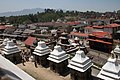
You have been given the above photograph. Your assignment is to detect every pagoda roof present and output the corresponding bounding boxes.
[47,45,69,63]
[68,50,92,72]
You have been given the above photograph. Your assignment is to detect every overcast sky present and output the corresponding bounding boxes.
[0,0,120,13]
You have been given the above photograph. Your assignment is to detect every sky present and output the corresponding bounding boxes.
[0,0,120,13]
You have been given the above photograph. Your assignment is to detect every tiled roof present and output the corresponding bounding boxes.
[22,29,35,34]
[85,26,93,29]
[24,36,36,46]
[0,25,7,30]
[3,27,16,34]
[93,26,104,29]
[105,23,120,28]
[34,22,68,27]
[66,21,80,26]
[70,32,88,37]
[88,39,112,45]
[90,31,112,38]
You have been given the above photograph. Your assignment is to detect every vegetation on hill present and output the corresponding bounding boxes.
[0,9,120,25]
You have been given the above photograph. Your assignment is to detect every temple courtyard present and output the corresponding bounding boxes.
[16,48,105,80]
[17,62,100,80]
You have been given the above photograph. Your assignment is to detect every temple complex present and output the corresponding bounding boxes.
[68,49,92,80]
[47,45,69,75]
[33,41,51,67]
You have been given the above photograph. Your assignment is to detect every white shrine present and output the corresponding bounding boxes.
[47,45,69,75]
[72,28,77,32]
[0,38,9,47]
[33,41,51,67]
[71,37,79,47]
[97,57,120,80]
[1,40,21,64]
[68,49,92,80]
[113,45,120,60]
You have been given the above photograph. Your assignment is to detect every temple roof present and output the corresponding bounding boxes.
[97,57,120,80]
[33,41,51,56]
[47,45,69,63]
[68,50,92,72]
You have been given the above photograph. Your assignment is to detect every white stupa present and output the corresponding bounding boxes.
[1,40,21,55]
[73,28,77,32]
[33,41,51,56]
[114,45,120,53]
[97,57,120,80]
[41,29,47,34]
[75,37,79,41]
[0,38,9,46]
[68,49,92,72]
[71,37,79,47]
[47,45,69,63]
[114,45,120,59]
[111,45,120,60]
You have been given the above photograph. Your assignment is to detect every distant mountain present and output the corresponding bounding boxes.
[0,8,44,17]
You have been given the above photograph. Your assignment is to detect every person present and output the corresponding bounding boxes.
[21,50,25,66]
[34,60,38,68]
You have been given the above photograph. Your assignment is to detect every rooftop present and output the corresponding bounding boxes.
[89,31,112,38]
[105,23,120,28]
[88,39,112,45]
[0,25,7,30]
[70,32,88,37]
[24,36,36,46]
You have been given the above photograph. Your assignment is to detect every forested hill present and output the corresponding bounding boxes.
[0,8,120,25]
[0,8,44,17]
